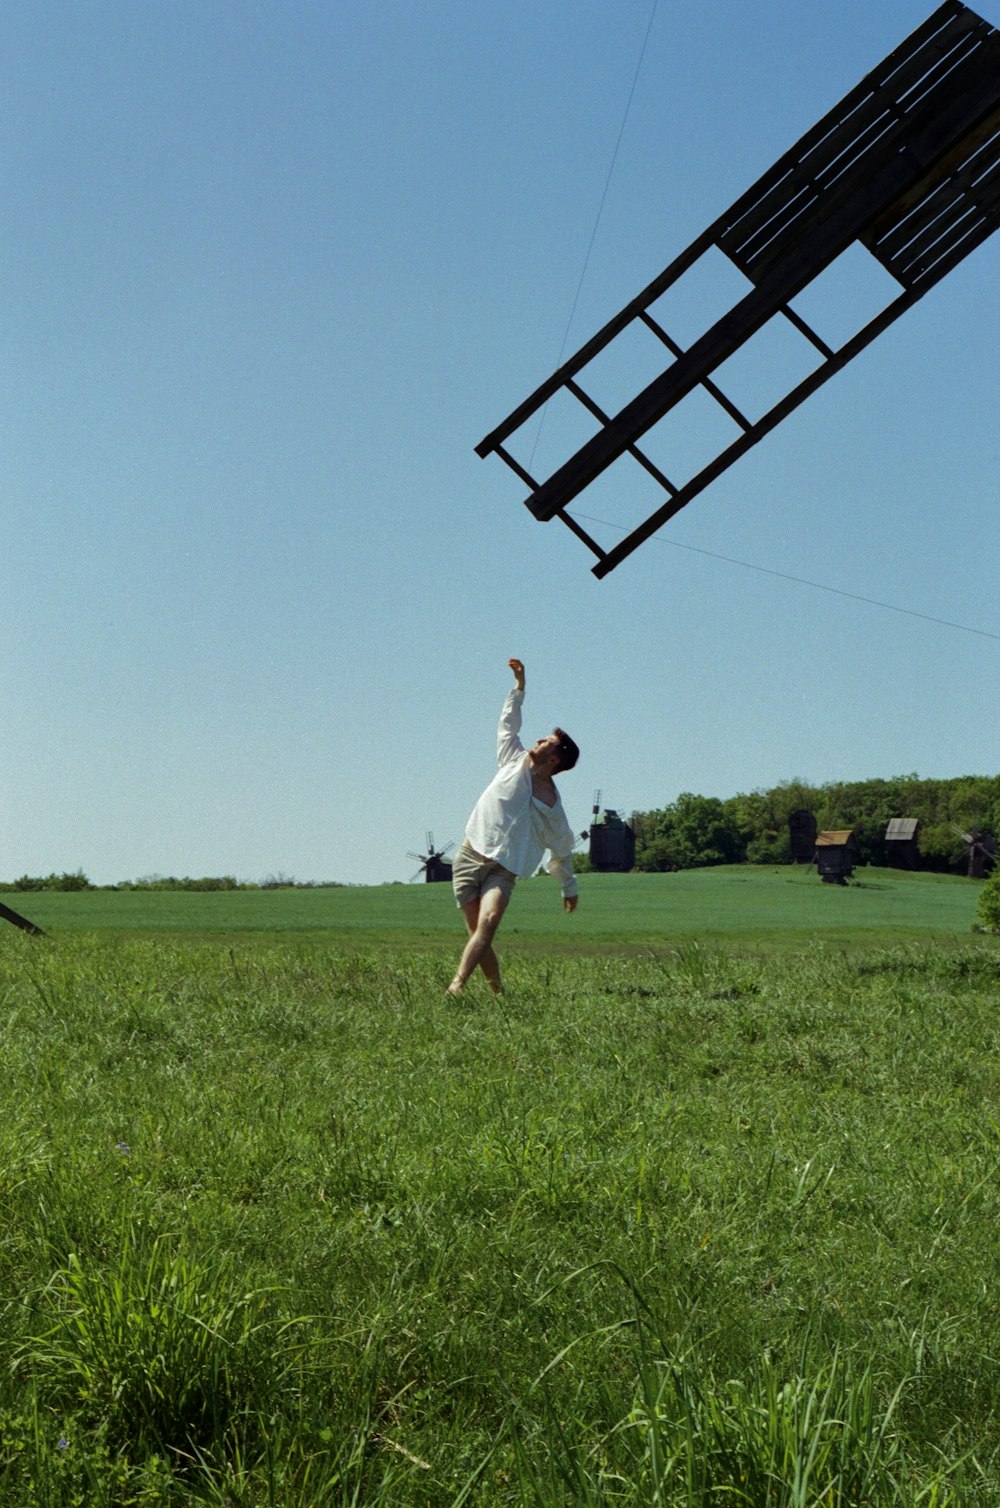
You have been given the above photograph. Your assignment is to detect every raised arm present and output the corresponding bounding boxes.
[497,658,526,765]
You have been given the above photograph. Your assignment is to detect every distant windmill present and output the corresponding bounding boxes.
[408,833,455,884]
[588,789,636,873]
[788,810,818,864]
[950,823,996,879]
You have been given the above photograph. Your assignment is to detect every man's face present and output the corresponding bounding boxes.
[530,732,562,769]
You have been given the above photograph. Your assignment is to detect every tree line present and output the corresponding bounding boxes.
[6,773,998,891]
[613,773,1000,873]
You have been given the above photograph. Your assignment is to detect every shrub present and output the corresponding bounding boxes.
[11,871,91,892]
[745,828,792,865]
[978,870,1000,932]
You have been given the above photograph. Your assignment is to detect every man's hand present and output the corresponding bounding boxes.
[563,895,578,914]
[508,658,525,690]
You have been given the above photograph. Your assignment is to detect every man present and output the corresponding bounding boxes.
[447,658,579,996]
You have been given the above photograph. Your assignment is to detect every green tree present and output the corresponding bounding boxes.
[630,772,999,873]
[745,827,792,864]
[635,793,741,870]
[12,870,91,891]
[769,779,822,826]
[978,870,1000,931]
[725,790,773,848]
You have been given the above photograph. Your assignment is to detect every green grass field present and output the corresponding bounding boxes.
[3,864,987,952]
[1,868,997,1504]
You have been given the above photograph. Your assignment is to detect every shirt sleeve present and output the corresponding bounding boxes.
[497,687,526,766]
[543,804,579,898]
[546,852,579,898]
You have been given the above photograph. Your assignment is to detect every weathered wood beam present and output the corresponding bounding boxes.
[0,899,48,938]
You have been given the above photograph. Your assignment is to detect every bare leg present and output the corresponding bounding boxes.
[448,891,509,994]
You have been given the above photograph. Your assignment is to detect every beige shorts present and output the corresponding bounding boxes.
[451,840,517,909]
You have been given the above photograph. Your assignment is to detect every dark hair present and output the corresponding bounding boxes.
[552,727,579,773]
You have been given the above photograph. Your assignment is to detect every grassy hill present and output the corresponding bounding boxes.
[3,865,987,952]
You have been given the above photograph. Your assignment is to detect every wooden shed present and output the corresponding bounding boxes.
[815,830,859,884]
[885,817,920,869]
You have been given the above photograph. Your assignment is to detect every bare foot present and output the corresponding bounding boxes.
[446,977,464,996]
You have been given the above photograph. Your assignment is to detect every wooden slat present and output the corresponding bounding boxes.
[865,109,1000,266]
[734,41,1000,287]
[726,116,899,273]
[872,159,987,265]
[780,303,836,358]
[900,196,1000,290]
[718,6,987,264]
[715,4,974,245]
[874,151,1000,285]
[889,205,982,287]
[864,103,1000,243]
[724,26,995,270]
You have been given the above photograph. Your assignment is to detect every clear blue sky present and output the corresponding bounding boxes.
[3,0,997,887]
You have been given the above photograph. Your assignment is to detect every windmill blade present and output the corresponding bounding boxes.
[439,840,455,858]
[427,832,434,855]
[950,822,974,844]
[407,851,426,862]
[409,865,426,883]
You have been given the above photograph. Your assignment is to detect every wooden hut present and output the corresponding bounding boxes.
[815,830,858,884]
[884,817,920,870]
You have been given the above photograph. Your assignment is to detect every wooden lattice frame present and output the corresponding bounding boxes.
[477,1,1000,577]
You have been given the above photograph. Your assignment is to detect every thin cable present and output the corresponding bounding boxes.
[571,510,1000,641]
[529,0,659,473]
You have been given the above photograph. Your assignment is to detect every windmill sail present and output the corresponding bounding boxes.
[477,1,1000,577]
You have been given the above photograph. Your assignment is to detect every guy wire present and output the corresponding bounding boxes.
[570,510,1000,642]
[528,0,659,474]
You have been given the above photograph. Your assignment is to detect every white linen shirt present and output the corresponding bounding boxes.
[464,688,578,898]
